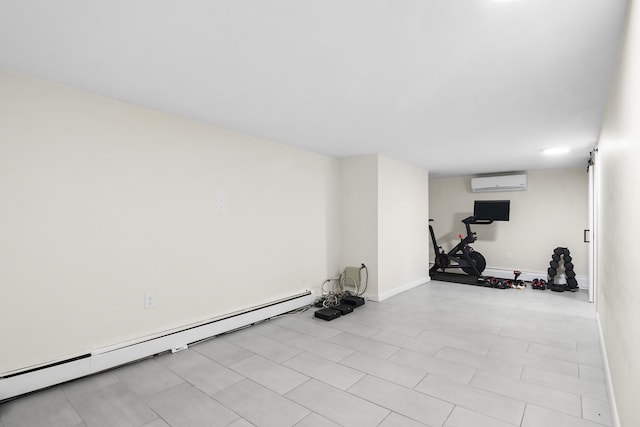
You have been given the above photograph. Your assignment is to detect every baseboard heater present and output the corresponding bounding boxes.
[0,291,313,401]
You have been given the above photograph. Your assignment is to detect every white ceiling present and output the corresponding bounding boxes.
[0,0,628,177]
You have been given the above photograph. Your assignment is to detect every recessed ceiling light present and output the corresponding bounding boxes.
[543,147,570,155]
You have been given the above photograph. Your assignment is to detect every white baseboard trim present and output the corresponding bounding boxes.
[0,291,313,401]
[367,277,430,302]
[596,313,621,427]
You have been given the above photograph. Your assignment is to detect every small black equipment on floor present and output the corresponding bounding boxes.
[314,308,342,321]
[314,296,363,321]
[314,265,368,321]
[341,295,365,307]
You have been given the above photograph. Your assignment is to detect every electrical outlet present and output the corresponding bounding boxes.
[144,292,156,309]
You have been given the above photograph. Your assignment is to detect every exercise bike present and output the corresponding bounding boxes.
[429,216,491,277]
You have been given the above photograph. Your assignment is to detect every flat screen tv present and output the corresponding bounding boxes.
[474,200,510,221]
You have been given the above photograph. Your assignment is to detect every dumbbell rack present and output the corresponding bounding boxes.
[547,247,578,292]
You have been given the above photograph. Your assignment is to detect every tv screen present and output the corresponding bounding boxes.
[474,200,510,221]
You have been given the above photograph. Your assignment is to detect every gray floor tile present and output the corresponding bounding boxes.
[283,351,365,390]
[145,383,239,427]
[349,313,425,338]
[464,314,509,335]
[62,371,120,405]
[418,329,494,356]
[529,342,603,368]
[488,341,581,377]
[489,339,530,354]
[521,366,609,401]
[389,348,476,384]
[348,375,454,426]
[69,381,157,427]
[316,314,381,337]
[272,316,342,340]
[1,387,83,427]
[371,329,443,356]
[435,346,523,379]
[142,420,171,427]
[294,413,341,427]
[192,337,254,366]
[167,351,244,396]
[522,404,607,427]
[252,321,304,342]
[329,331,400,359]
[287,334,355,362]
[444,406,518,427]
[229,355,309,394]
[470,370,582,417]
[79,404,155,427]
[574,317,600,332]
[234,334,303,363]
[415,374,526,425]
[453,328,526,350]
[228,420,255,427]
[378,412,428,427]
[213,379,309,427]
[582,396,612,426]
[579,364,606,383]
[286,379,389,427]
[340,351,427,388]
[577,338,602,353]
[500,324,578,351]
[361,305,425,327]
[116,359,184,397]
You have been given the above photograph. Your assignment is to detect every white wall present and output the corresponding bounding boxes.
[378,155,430,299]
[596,1,640,425]
[0,70,430,376]
[429,168,588,279]
[340,154,430,300]
[340,155,380,296]
[0,70,341,374]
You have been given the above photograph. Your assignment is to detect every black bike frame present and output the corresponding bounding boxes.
[429,216,493,276]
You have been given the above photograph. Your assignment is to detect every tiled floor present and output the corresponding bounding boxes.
[0,281,612,426]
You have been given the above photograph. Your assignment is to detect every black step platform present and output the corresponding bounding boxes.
[314,308,341,321]
[430,271,487,286]
[332,304,354,315]
[341,295,365,307]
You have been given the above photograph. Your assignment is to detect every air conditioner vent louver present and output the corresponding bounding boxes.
[471,174,527,192]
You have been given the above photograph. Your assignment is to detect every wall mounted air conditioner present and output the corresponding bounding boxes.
[471,174,527,192]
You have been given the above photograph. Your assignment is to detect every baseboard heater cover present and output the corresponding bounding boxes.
[0,291,313,401]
